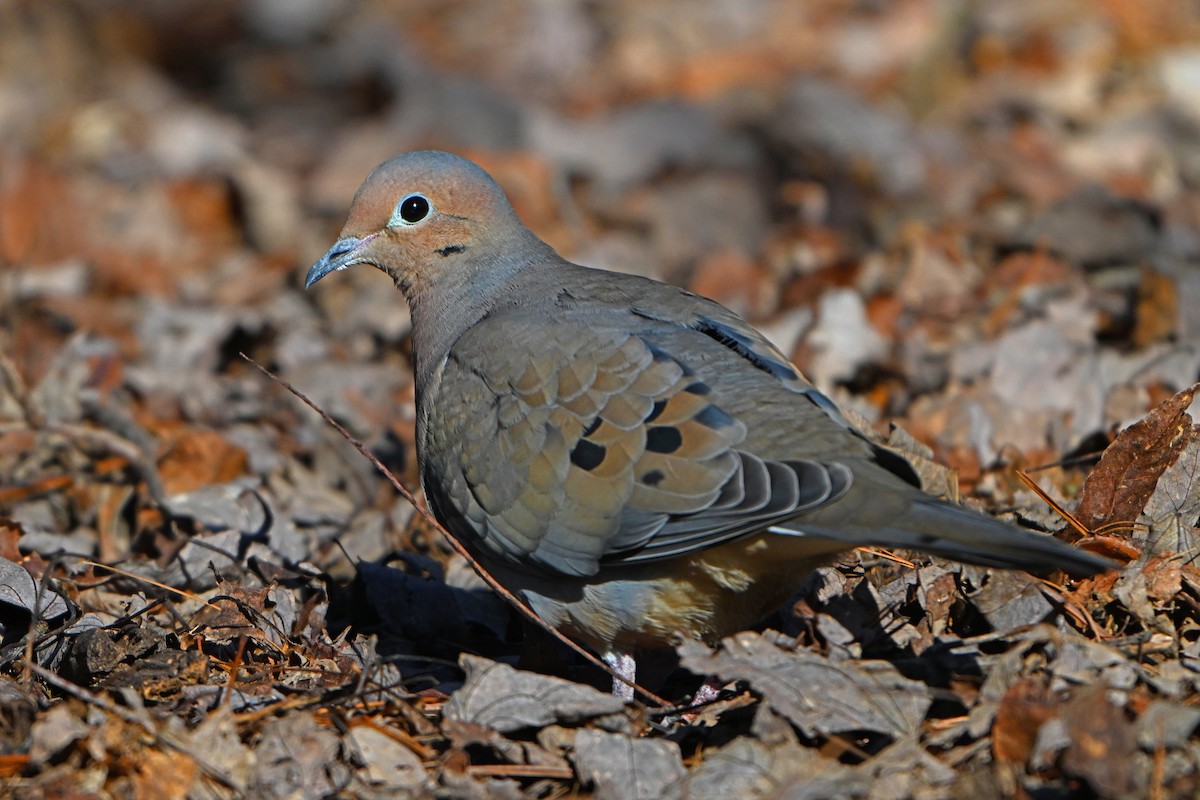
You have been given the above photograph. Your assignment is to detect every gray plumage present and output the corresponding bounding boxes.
[307,151,1113,688]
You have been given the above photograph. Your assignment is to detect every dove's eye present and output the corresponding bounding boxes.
[390,193,432,226]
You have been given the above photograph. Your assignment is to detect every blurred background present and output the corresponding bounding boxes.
[3,0,1200,566]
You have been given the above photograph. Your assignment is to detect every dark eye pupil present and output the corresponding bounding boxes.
[400,195,430,223]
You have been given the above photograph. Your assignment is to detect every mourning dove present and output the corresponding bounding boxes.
[307,151,1112,697]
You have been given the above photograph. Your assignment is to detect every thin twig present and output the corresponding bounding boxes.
[80,560,218,608]
[856,546,916,568]
[222,635,249,709]
[1016,469,1092,539]
[1016,468,1147,560]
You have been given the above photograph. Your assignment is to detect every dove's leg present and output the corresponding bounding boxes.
[604,651,637,700]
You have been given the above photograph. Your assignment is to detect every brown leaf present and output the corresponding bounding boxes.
[1073,534,1141,563]
[917,567,958,639]
[130,747,197,800]
[151,424,249,495]
[1059,684,1137,797]
[1074,385,1196,532]
[0,519,22,563]
[1133,270,1178,347]
[0,157,79,266]
[991,677,1059,765]
[0,474,74,506]
[1144,555,1185,602]
[165,177,239,247]
[189,581,276,647]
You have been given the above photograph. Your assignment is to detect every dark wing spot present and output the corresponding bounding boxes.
[870,444,922,488]
[641,469,665,486]
[646,426,683,454]
[570,439,607,471]
[645,342,694,374]
[684,381,711,395]
[647,343,674,362]
[694,404,736,429]
[646,399,668,422]
[582,417,602,437]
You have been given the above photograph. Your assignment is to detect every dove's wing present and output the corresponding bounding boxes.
[420,304,859,577]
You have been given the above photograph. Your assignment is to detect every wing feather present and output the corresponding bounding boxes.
[421,312,856,576]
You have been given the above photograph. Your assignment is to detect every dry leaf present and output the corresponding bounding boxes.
[679,633,932,738]
[991,677,1059,765]
[443,655,628,734]
[1059,684,1137,798]
[573,729,686,800]
[1074,385,1196,532]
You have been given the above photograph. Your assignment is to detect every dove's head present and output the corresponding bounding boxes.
[306,151,541,298]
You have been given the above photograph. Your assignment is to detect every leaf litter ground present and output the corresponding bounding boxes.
[3,2,1200,797]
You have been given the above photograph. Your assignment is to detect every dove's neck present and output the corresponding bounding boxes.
[408,228,558,390]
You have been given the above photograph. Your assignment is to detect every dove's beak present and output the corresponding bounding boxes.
[306,235,376,287]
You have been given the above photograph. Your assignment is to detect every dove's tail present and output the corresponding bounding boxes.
[879,498,1112,576]
[779,477,1114,577]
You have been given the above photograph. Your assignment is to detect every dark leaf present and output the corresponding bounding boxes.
[572,729,685,800]
[679,632,932,738]
[1060,684,1138,798]
[1075,385,1196,532]
[443,655,628,734]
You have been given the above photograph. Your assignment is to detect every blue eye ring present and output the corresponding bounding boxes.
[390,193,432,226]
